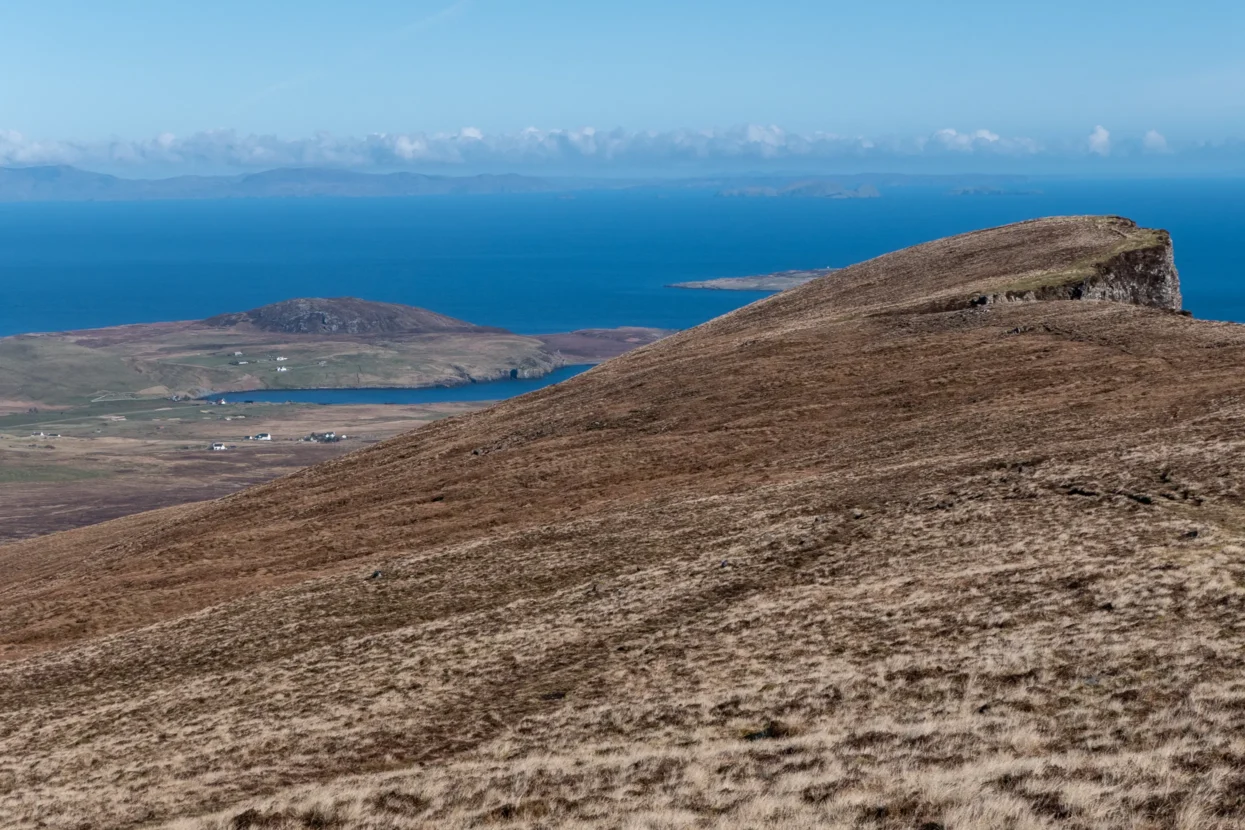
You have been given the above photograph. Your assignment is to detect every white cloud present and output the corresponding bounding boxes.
[0,126,914,170]
[1088,125,1111,156]
[929,128,1008,151]
[1143,129,1169,153]
[1,124,1228,173]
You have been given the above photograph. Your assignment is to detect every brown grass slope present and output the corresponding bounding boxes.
[4,216,1245,829]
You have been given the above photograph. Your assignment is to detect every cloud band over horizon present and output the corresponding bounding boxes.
[1,125,1240,176]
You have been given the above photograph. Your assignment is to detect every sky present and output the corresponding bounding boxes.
[2,0,1244,176]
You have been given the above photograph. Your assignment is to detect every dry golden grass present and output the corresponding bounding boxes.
[3,216,1242,829]
[0,400,482,541]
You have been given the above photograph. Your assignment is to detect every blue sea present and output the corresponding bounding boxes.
[1,180,1243,339]
[215,365,593,405]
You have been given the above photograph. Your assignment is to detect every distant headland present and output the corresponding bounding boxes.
[0,165,1033,202]
[0,297,671,409]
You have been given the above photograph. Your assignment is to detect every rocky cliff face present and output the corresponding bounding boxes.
[1072,238,1181,310]
[970,226,1182,312]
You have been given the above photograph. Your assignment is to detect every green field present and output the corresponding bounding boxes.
[0,326,562,408]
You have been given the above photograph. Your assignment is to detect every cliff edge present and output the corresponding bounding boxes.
[964,218,1181,311]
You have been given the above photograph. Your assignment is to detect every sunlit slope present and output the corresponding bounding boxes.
[7,217,1245,829]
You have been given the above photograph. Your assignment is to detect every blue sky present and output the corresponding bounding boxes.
[2,0,1244,175]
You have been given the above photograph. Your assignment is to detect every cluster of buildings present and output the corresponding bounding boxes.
[210,431,347,450]
[227,352,291,373]
[211,433,270,451]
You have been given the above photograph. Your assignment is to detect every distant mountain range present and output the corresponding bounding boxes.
[0,165,555,201]
[0,165,1037,203]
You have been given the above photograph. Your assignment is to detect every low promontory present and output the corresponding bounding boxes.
[0,297,670,408]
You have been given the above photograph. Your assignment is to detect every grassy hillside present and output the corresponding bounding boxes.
[8,217,1242,830]
[0,337,147,404]
[0,325,564,407]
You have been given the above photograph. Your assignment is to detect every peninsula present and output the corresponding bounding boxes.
[0,296,670,409]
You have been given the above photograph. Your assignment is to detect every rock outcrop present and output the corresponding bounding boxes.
[880,217,1183,317]
[970,225,1181,311]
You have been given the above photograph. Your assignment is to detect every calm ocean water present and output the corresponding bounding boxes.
[1,180,1243,339]
[215,364,593,404]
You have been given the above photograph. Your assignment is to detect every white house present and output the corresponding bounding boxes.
[210,443,228,451]
[276,366,289,373]
[255,433,272,441]
[232,351,243,356]
[275,356,288,362]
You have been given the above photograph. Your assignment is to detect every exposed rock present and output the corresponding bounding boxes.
[904,218,1181,316]
[967,222,1180,312]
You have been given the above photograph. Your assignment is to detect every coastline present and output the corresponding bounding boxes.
[207,364,596,405]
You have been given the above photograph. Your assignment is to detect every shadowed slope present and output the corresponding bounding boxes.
[6,216,1245,829]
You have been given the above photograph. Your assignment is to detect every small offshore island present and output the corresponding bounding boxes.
[670,267,837,292]
[717,180,880,199]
